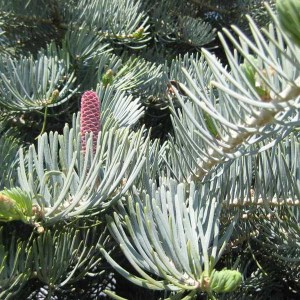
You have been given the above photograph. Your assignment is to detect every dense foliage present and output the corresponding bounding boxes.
[0,0,299,299]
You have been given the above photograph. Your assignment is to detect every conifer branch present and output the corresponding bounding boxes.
[188,76,300,182]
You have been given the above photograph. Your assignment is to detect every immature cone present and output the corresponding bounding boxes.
[80,91,100,152]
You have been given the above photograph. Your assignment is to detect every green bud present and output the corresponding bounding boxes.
[203,111,219,139]
[0,188,33,223]
[276,0,300,47]
[44,89,59,106]
[210,269,242,293]
[102,69,114,86]
[51,89,60,102]
[240,55,258,88]
[241,55,273,101]
[132,27,144,39]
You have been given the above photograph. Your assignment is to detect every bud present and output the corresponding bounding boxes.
[240,55,258,88]
[241,55,274,101]
[80,91,101,153]
[102,69,114,86]
[210,269,242,293]
[36,224,45,234]
[132,27,144,39]
[42,89,60,106]
[50,89,60,102]
[276,0,300,47]
[0,188,32,223]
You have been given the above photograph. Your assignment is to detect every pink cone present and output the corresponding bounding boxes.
[80,91,100,153]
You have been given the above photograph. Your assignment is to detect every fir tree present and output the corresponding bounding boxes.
[0,0,299,299]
